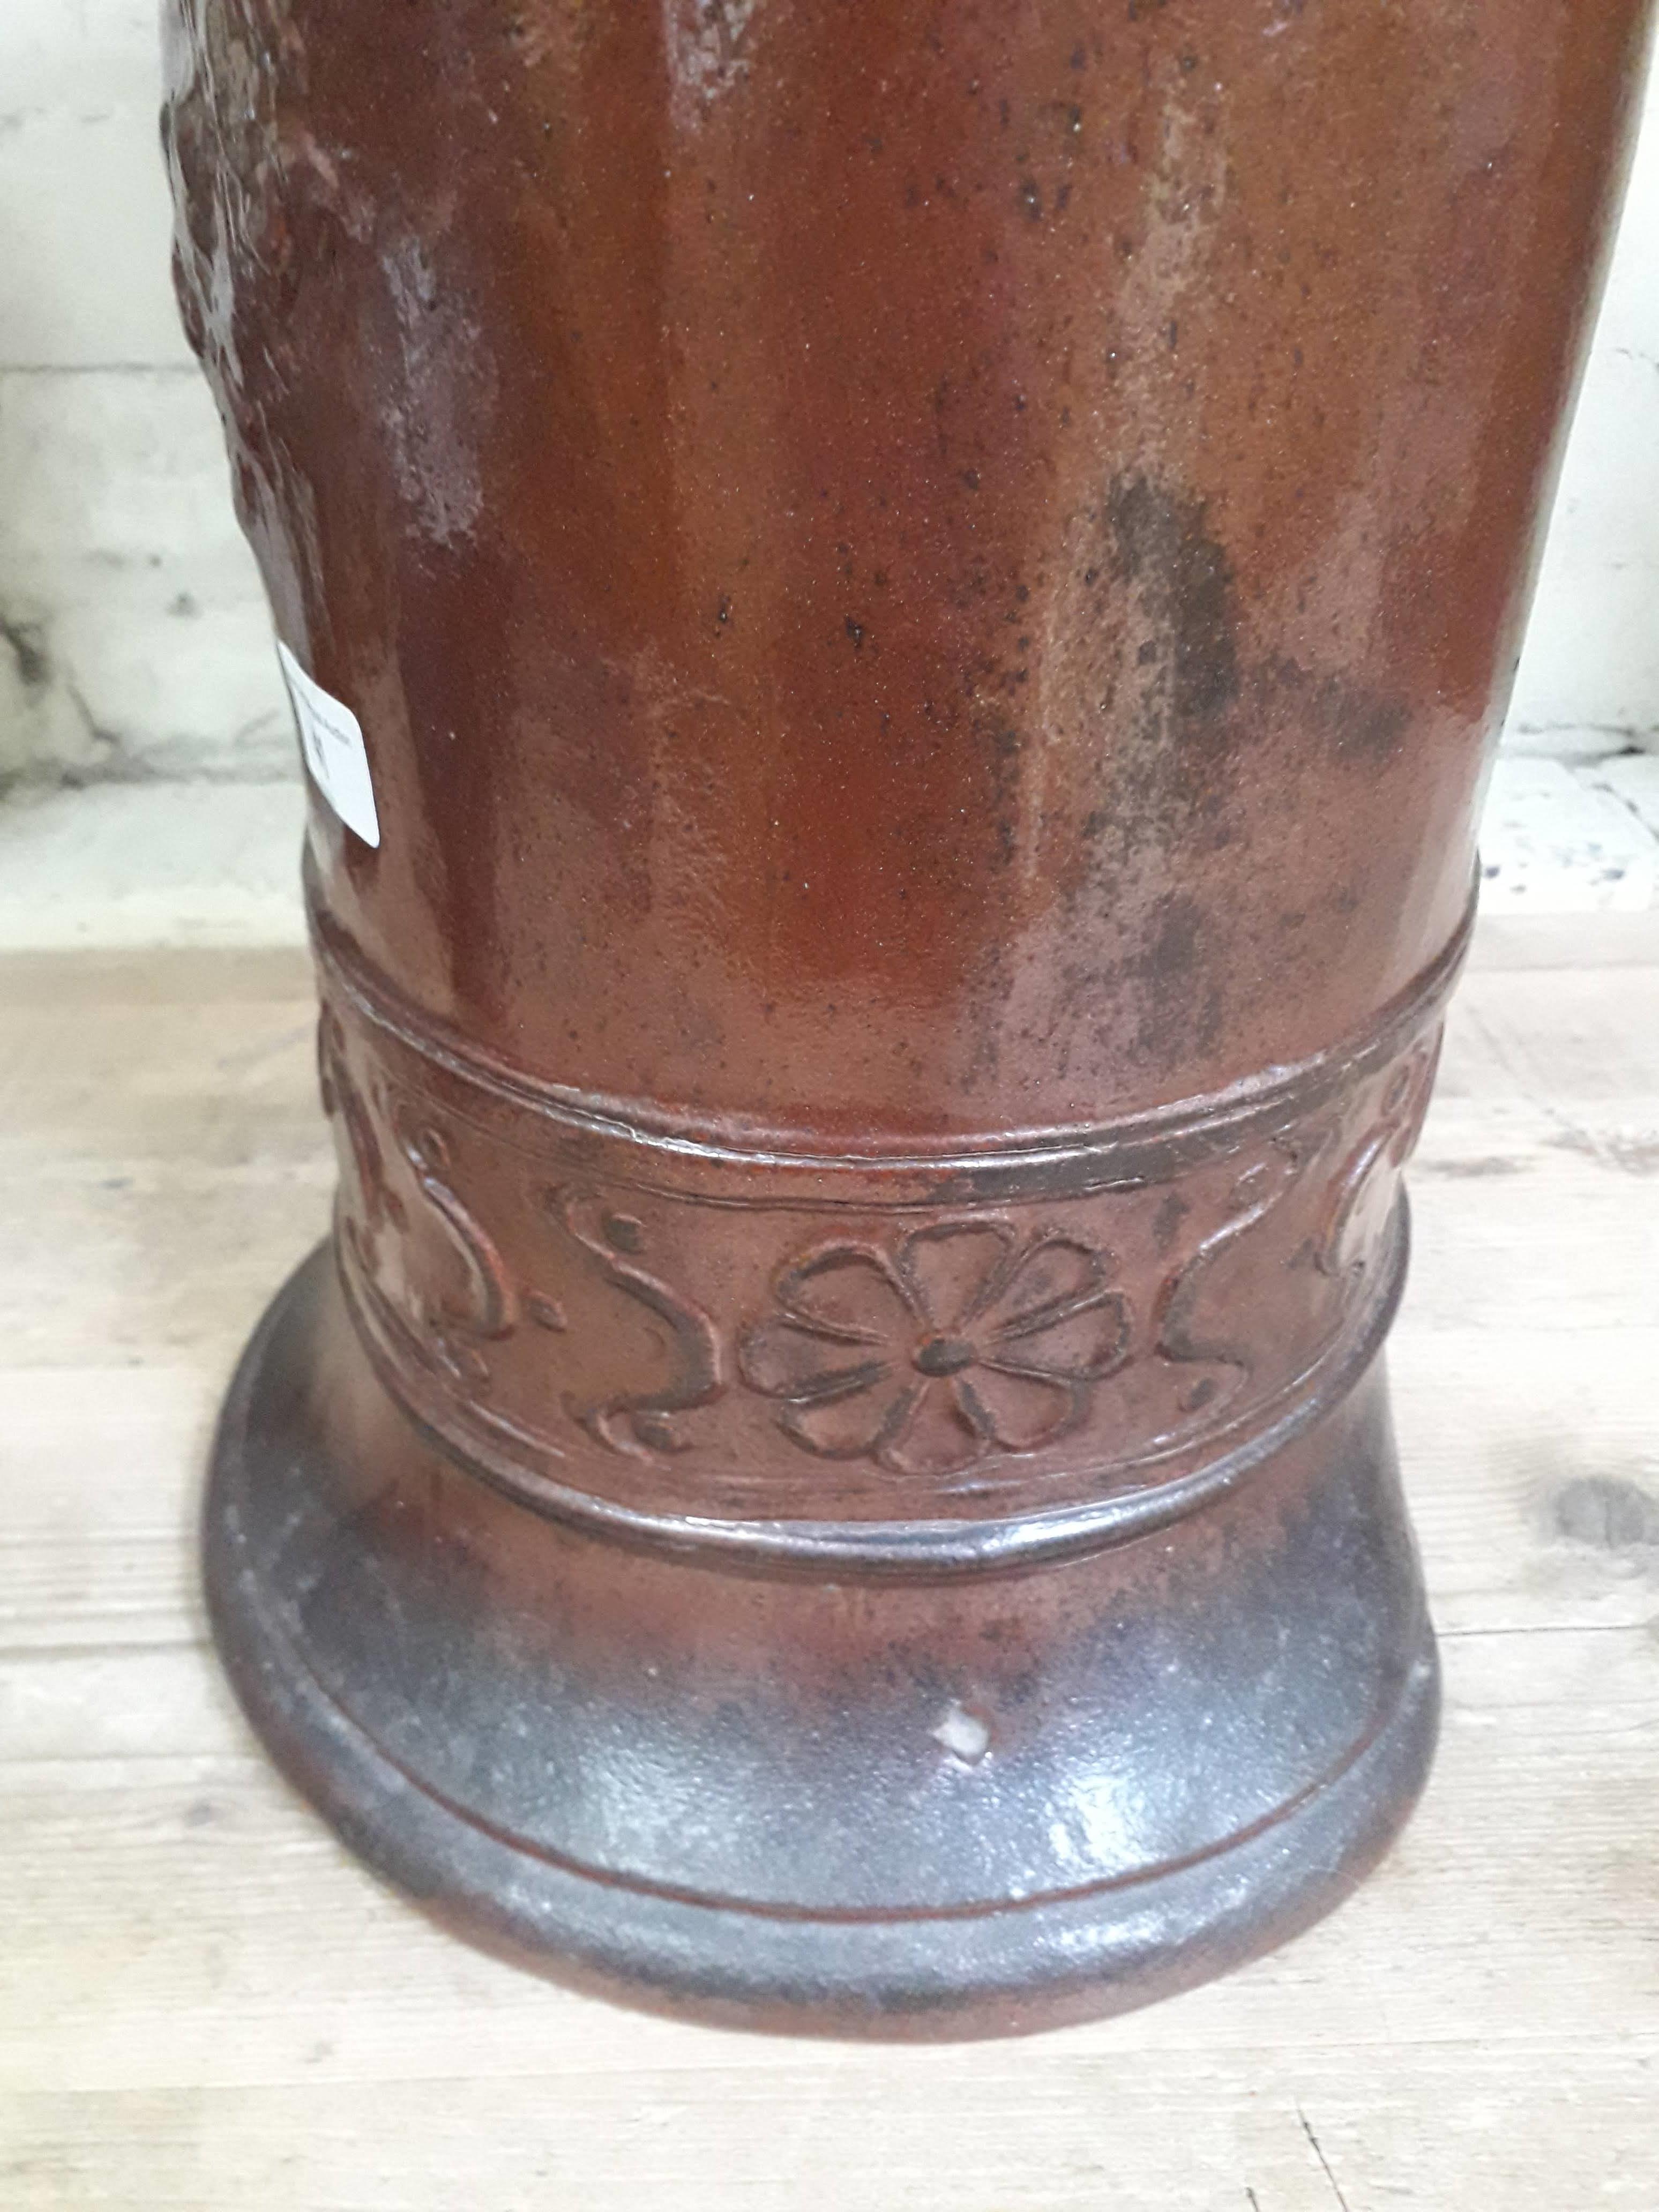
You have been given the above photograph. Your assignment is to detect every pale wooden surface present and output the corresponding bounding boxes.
[2,917,1657,2210]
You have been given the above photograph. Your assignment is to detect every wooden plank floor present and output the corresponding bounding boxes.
[2,917,1657,2210]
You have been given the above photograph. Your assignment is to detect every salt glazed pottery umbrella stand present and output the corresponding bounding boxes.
[165,1,1653,2035]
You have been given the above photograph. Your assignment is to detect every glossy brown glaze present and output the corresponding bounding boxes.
[167,0,1650,1138]
[169,0,1653,2031]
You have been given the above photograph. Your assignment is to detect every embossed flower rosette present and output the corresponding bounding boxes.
[738,1224,1132,1479]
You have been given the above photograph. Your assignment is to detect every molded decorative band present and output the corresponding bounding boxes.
[309,894,1469,1573]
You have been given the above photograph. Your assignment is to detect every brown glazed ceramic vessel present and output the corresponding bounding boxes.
[166,0,1653,2035]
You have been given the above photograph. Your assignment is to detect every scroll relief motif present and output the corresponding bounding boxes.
[540,1187,726,1461]
[317,997,1442,1519]
[319,1011,518,1393]
[321,1013,725,1464]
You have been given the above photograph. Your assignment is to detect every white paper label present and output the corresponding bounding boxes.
[277,641,381,848]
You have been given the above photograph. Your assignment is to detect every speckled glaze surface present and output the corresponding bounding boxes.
[169,1,1652,2032]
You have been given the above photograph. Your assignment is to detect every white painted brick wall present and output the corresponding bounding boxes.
[1507,47,1659,753]
[0,0,286,786]
[1,3,1656,790]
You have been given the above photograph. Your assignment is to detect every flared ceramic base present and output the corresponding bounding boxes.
[205,1244,1438,2039]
